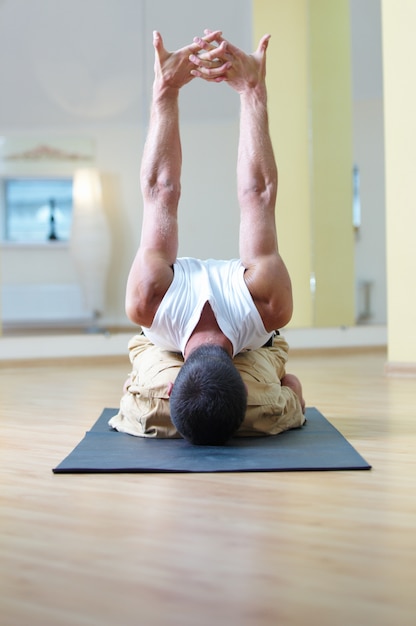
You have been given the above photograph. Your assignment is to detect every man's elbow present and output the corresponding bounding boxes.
[141,175,181,206]
[274,298,293,330]
[125,296,142,327]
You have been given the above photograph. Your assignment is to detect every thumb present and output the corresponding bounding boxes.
[153,30,166,58]
[257,33,271,55]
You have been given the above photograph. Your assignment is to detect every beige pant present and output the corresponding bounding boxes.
[109,334,305,438]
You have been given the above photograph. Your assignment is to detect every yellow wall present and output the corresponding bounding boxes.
[309,0,355,327]
[254,0,313,328]
[253,0,354,328]
[382,0,416,367]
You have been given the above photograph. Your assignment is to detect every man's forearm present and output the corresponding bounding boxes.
[140,87,182,205]
[237,85,277,208]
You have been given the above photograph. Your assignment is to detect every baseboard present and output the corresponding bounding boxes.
[0,325,387,362]
[384,361,416,378]
[283,325,387,350]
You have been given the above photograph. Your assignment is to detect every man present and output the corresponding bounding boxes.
[123,30,304,445]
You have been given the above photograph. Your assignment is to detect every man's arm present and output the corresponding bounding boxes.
[190,34,293,331]
[126,31,227,328]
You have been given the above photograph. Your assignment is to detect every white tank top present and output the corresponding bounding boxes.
[141,257,273,356]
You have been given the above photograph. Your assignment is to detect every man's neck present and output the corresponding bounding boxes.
[184,302,233,360]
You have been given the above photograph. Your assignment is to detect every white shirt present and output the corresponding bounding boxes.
[141,257,273,356]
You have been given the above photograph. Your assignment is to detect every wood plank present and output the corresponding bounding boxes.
[1,348,415,626]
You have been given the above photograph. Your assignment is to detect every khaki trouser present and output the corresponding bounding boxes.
[109,334,305,438]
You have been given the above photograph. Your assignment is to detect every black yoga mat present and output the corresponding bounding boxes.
[53,407,371,474]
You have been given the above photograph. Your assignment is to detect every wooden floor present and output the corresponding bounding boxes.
[1,347,415,626]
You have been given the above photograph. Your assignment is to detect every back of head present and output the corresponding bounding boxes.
[169,344,247,445]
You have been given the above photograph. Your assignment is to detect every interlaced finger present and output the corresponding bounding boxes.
[188,30,222,54]
[189,53,230,75]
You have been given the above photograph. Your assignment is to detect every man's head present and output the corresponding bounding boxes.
[169,344,247,445]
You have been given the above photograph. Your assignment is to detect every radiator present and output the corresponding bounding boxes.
[1,283,91,326]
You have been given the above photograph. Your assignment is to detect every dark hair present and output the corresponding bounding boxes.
[169,344,247,445]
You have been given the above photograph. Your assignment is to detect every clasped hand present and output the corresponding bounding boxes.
[153,29,270,93]
[190,29,270,92]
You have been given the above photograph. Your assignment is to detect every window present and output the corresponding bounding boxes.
[1,177,73,243]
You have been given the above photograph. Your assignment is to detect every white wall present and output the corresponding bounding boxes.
[0,0,249,329]
[352,99,386,325]
[350,0,386,325]
[0,117,240,327]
